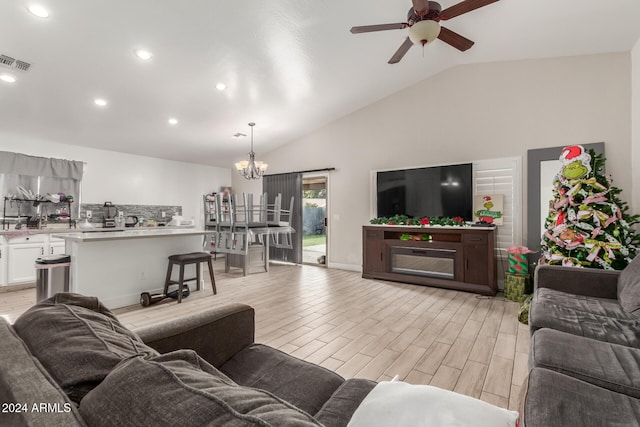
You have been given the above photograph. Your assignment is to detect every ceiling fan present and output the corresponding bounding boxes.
[350,0,499,64]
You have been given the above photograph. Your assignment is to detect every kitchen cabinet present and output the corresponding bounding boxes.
[7,234,46,284]
[0,239,7,286]
[3,234,66,285]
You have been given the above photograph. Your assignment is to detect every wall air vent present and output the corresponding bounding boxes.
[0,54,32,72]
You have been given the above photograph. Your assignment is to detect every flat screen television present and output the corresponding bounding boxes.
[376,163,473,221]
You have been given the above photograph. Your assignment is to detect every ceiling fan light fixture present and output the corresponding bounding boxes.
[408,20,441,46]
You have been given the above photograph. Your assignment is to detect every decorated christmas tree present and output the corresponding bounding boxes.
[540,145,639,270]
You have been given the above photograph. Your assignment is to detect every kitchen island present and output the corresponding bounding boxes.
[52,228,213,309]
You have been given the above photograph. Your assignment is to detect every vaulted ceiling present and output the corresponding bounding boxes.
[1,0,639,167]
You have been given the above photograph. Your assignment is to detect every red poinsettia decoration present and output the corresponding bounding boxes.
[419,217,430,225]
[387,221,395,225]
[453,216,464,224]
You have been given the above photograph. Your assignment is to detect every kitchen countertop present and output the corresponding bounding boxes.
[51,227,212,242]
[0,225,194,235]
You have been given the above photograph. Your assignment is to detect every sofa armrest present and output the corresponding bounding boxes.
[133,303,255,368]
[534,265,620,299]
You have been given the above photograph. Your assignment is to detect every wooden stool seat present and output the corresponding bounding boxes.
[163,252,216,303]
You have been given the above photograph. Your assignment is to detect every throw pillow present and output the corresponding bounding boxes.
[13,293,158,402]
[347,381,520,427]
[618,256,640,317]
[79,349,323,426]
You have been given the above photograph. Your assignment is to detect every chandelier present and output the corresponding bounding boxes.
[234,122,268,180]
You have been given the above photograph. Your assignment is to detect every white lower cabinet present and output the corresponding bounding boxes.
[0,240,7,286]
[8,243,44,284]
[4,234,65,285]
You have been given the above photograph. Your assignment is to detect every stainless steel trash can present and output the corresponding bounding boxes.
[35,254,71,302]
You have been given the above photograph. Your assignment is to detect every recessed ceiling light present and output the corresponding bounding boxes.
[27,4,49,18]
[0,74,16,83]
[216,83,227,91]
[94,98,108,107]
[134,49,153,60]
[168,118,178,125]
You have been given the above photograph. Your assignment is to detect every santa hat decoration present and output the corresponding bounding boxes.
[560,145,584,163]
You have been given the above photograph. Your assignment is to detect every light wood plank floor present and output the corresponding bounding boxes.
[0,260,529,411]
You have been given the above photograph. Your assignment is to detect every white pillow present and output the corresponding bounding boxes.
[348,381,520,427]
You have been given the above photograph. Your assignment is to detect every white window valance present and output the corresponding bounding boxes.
[0,151,83,181]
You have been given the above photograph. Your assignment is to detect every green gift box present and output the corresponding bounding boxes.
[518,295,533,324]
[505,272,532,303]
[508,253,529,274]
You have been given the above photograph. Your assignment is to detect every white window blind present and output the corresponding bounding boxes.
[473,158,522,256]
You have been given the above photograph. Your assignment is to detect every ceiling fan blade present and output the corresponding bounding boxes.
[439,0,498,20]
[350,23,406,34]
[438,26,474,51]
[388,37,414,64]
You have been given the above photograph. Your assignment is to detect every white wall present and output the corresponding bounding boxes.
[632,39,640,217]
[0,134,231,225]
[235,53,633,269]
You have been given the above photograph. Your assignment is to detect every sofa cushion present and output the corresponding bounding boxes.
[618,256,640,317]
[529,296,640,347]
[530,328,640,398]
[314,378,377,427]
[221,343,345,416]
[522,368,640,427]
[0,318,86,427]
[79,349,322,426]
[535,287,634,320]
[12,293,158,402]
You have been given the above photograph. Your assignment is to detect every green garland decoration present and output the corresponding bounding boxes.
[370,214,467,227]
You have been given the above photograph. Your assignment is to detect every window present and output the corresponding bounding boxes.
[0,151,84,219]
[473,158,522,255]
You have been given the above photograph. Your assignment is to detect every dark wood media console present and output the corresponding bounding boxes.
[362,225,497,296]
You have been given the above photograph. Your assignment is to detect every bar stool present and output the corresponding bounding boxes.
[163,252,216,303]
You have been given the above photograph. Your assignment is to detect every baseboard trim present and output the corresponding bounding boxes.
[328,262,362,273]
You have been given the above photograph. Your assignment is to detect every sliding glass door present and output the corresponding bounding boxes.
[302,174,328,266]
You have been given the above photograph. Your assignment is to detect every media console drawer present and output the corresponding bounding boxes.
[463,233,487,245]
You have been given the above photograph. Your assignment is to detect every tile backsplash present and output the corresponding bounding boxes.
[80,203,182,224]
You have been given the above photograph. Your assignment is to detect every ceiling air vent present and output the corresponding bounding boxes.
[14,60,31,72]
[0,55,15,67]
[0,54,32,72]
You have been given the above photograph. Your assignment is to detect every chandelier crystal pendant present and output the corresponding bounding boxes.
[235,122,268,180]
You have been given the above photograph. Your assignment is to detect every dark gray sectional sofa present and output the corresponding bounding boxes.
[524,256,640,427]
[0,293,375,426]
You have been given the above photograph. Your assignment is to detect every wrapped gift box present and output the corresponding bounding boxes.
[507,253,529,274]
[518,295,533,324]
[505,272,532,303]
